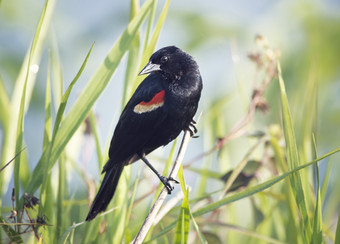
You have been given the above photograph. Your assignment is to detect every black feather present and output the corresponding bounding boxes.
[86,163,124,221]
[86,46,202,221]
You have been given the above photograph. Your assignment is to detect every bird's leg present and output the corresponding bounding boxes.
[188,119,198,138]
[139,154,179,194]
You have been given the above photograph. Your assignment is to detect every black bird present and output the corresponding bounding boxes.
[86,46,202,221]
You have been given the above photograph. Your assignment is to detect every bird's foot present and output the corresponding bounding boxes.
[159,176,179,194]
[188,120,198,138]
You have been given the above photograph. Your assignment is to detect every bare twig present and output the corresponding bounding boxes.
[132,130,192,244]
[185,41,278,167]
[0,148,25,173]
[153,186,192,225]
[23,206,40,240]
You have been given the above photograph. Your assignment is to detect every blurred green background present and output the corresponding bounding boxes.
[0,0,340,243]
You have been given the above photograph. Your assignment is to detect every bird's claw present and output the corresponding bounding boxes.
[188,120,198,138]
[160,176,179,194]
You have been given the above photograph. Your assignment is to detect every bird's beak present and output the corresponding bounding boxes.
[138,61,161,76]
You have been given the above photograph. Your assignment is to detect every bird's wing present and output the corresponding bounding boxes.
[103,74,168,171]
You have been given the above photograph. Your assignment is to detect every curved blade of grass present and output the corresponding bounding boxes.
[14,0,55,205]
[57,221,86,244]
[43,52,52,149]
[0,75,10,132]
[59,207,118,244]
[335,210,340,244]
[88,111,103,164]
[142,0,156,52]
[311,135,322,244]
[175,165,190,244]
[174,188,190,244]
[55,154,66,243]
[269,127,299,242]
[38,53,53,242]
[192,147,340,218]
[25,0,154,195]
[321,158,332,202]
[277,61,311,241]
[132,0,170,92]
[143,0,170,63]
[50,29,63,108]
[177,164,187,195]
[189,210,207,244]
[38,44,94,213]
[0,0,56,194]
[122,0,141,107]
[145,147,340,242]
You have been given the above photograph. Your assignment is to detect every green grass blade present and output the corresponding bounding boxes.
[0,0,56,196]
[321,158,333,202]
[10,0,56,111]
[88,111,103,165]
[40,53,53,242]
[52,43,94,140]
[43,51,52,149]
[25,0,154,195]
[335,210,340,244]
[142,0,157,51]
[193,148,340,218]
[55,155,66,243]
[178,164,187,195]
[57,221,86,244]
[143,0,170,63]
[82,217,102,243]
[132,0,170,92]
[269,125,300,243]
[269,126,288,173]
[175,165,190,244]
[14,38,30,207]
[189,210,207,244]
[0,217,23,243]
[311,135,322,244]
[108,169,131,243]
[174,192,190,244]
[121,0,141,106]
[145,147,340,242]
[0,75,10,132]
[125,166,142,242]
[39,44,94,212]
[277,61,311,241]
[50,29,64,108]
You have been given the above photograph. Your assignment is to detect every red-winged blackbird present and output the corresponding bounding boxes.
[86,46,202,221]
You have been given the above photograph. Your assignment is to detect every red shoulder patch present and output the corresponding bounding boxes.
[134,90,165,114]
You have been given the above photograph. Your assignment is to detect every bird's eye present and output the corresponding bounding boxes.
[160,56,168,63]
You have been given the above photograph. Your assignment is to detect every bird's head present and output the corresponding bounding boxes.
[139,46,198,81]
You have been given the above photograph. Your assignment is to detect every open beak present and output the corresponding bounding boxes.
[138,61,161,76]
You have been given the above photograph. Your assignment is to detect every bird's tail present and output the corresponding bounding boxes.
[86,163,124,221]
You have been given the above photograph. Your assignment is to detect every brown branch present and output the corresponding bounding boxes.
[185,48,277,168]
